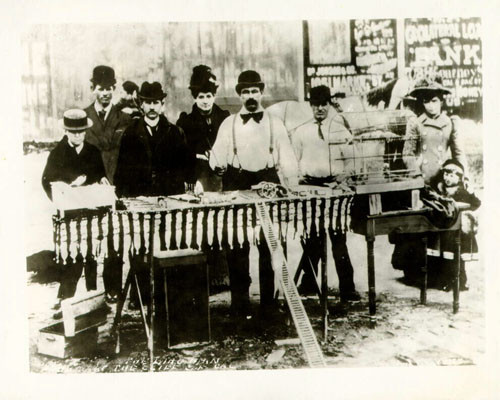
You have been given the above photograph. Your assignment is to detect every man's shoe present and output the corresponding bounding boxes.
[340,291,361,302]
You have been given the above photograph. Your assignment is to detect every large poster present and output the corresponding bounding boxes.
[405,17,482,119]
[303,19,398,98]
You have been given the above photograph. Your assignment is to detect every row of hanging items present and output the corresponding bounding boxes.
[52,195,354,265]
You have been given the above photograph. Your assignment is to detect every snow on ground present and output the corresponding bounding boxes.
[24,142,485,372]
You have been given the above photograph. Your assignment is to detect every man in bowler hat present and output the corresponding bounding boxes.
[114,82,193,331]
[84,65,131,185]
[114,81,193,197]
[210,70,299,318]
[291,85,360,301]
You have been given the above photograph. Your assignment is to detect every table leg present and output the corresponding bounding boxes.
[420,236,428,305]
[148,213,155,371]
[112,265,133,354]
[453,229,461,314]
[366,235,376,315]
[320,231,328,340]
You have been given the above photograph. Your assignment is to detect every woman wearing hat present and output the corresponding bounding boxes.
[177,66,231,292]
[393,78,469,283]
[177,65,230,192]
[403,77,468,184]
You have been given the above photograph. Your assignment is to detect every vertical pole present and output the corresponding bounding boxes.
[321,229,328,341]
[148,213,155,371]
[163,270,170,348]
[420,235,428,305]
[366,229,376,315]
[206,261,211,343]
[453,228,461,314]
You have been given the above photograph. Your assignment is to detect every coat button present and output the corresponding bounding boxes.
[422,144,427,150]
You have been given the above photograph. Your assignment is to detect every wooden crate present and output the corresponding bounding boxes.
[38,324,98,359]
[37,292,108,359]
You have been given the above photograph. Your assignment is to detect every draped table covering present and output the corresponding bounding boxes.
[52,190,355,266]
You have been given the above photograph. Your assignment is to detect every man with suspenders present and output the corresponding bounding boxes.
[210,70,299,318]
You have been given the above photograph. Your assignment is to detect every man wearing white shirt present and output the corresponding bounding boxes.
[292,85,360,302]
[210,70,299,317]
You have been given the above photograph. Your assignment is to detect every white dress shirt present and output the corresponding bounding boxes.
[210,108,299,186]
[291,115,353,178]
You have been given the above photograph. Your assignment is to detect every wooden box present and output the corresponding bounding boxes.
[51,182,116,215]
[38,324,99,359]
[37,292,108,359]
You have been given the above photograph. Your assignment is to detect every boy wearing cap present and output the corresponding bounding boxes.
[210,70,299,317]
[291,85,360,302]
[84,65,131,184]
[42,109,108,200]
[42,109,108,304]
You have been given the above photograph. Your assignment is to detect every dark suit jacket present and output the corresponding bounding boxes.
[114,115,193,198]
[84,103,131,183]
[177,104,229,190]
[41,136,106,199]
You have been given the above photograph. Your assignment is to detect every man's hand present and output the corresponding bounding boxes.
[100,177,110,185]
[71,175,87,187]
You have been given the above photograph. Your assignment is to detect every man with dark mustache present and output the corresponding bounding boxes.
[114,81,193,319]
[210,70,299,318]
[114,81,192,197]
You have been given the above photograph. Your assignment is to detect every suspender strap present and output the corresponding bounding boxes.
[231,112,276,170]
[231,115,242,169]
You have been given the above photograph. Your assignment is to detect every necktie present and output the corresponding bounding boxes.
[316,121,325,140]
[98,110,106,122]
[241,111,264,124]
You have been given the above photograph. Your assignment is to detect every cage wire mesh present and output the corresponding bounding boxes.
[328,109,421,184]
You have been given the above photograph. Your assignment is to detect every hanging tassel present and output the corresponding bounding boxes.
[190,208,199,250]
[169,211,178,250]
[180,209,188,249]
[159,211,167,251]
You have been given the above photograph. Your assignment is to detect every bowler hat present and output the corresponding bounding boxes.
[90,65,116,87]
[138,81,167,101]
[309,85,333,105]
[189,65,218,94]
[235,70,265,94]
[409,78,451,99]
[61,109,93,131]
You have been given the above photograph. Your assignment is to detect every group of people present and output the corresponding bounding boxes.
[42,63,480,320]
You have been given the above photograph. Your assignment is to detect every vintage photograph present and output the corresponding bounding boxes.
[21,17,485,374]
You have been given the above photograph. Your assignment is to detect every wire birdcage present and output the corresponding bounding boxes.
[328,109,421,187]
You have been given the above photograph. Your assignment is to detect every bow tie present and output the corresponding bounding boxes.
[241,112,264,124]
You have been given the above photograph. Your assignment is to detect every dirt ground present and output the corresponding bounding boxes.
[25,151,485,373]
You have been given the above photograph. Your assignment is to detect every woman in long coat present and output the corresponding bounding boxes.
[177,65,230,192]
[177,66,230,291]
[392,78,468,286]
